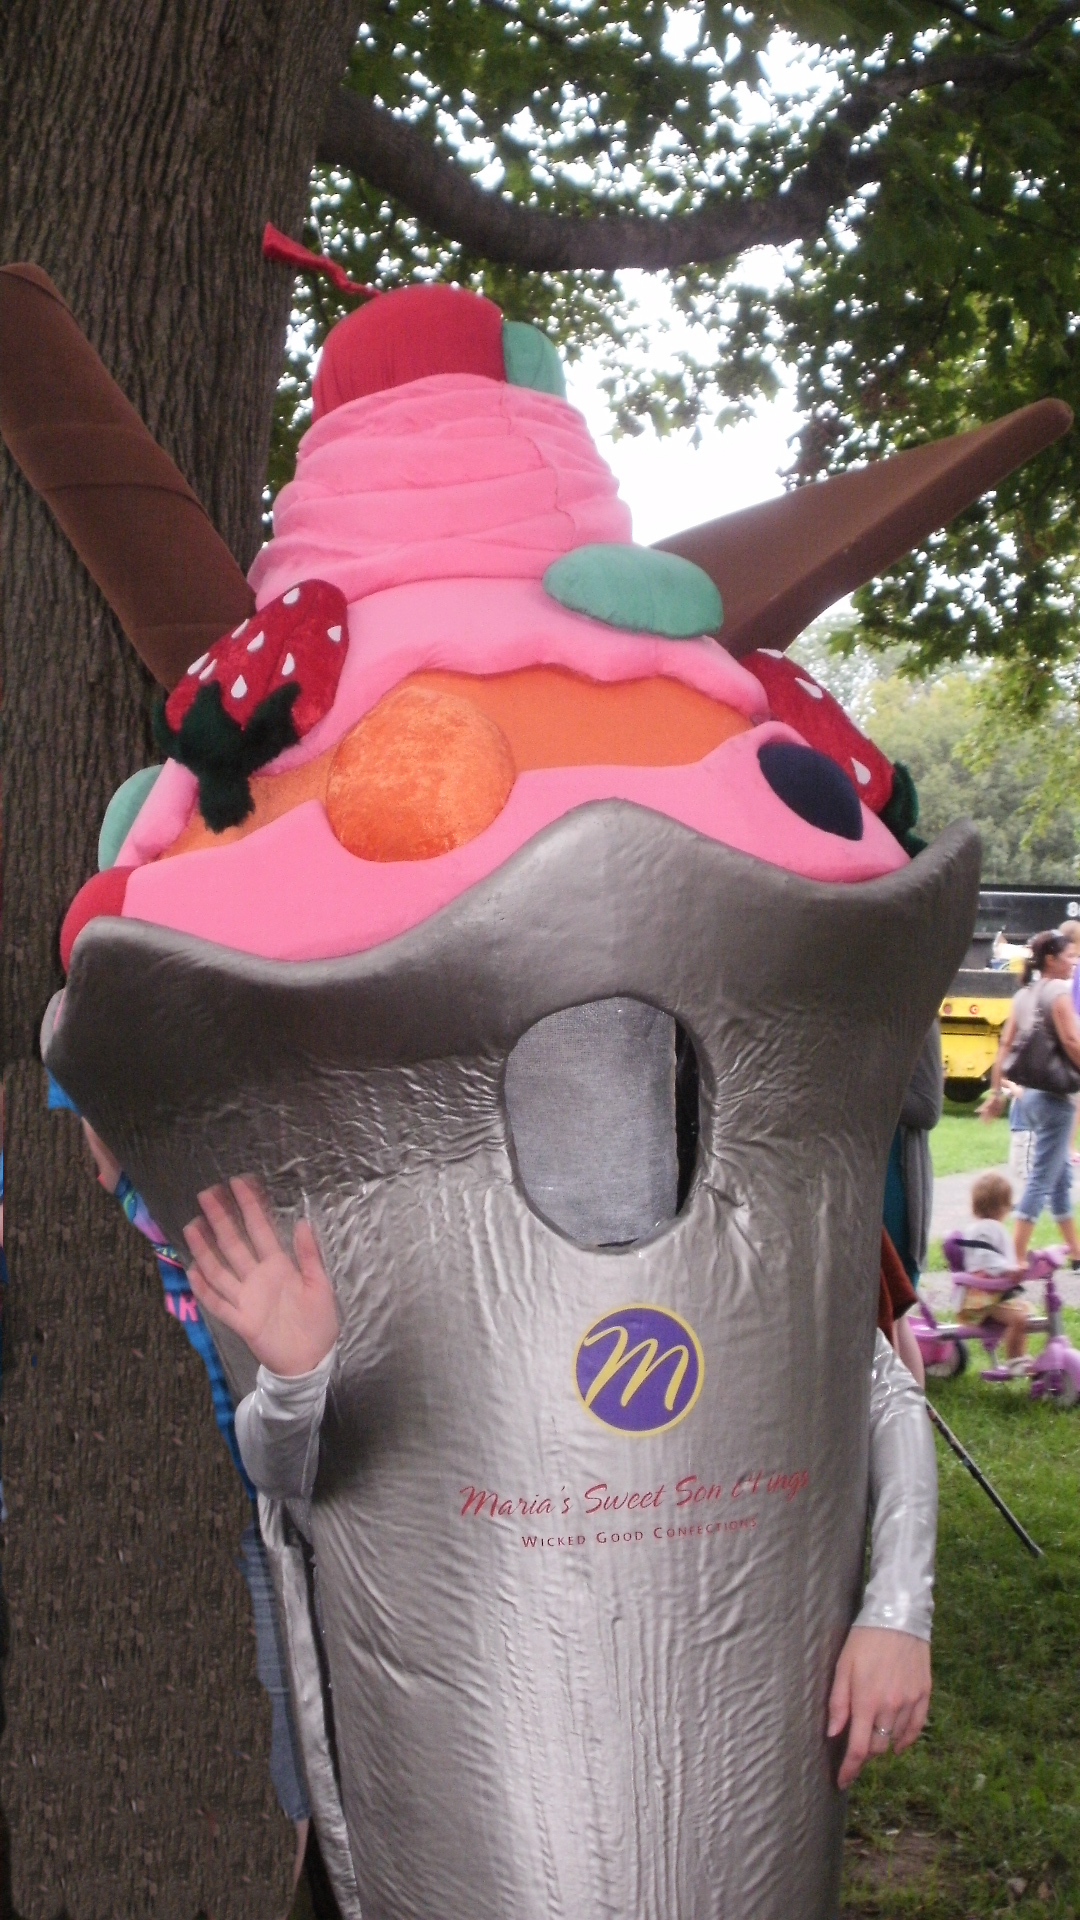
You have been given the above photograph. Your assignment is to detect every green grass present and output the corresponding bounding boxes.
[930,1107,1010,1179]
[841,1310,1080,1918]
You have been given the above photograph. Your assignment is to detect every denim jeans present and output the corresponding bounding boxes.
[1015,1089,1076,1223]
[238,1518,311,1823]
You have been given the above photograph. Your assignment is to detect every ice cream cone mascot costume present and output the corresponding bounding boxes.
[1,252,1071,1919]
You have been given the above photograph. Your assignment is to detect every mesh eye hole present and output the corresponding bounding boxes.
[505,998,695,1247]
[757,740,863,841]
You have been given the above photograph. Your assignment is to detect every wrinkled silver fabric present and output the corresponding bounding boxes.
[43,805,980,1920]
[238,1325,938,1639]
[851,1332,936,1639]
[256,1496,363,1919]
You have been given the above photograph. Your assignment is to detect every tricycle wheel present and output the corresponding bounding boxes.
[926,1341,966,1379]
[1051,1369,1080,1409]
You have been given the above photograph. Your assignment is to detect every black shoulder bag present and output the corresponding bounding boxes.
[1003,983,1080,1096]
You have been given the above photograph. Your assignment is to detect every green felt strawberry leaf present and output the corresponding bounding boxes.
[154,681,300,831]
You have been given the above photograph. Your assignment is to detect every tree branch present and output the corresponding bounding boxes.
[315,10,1080,273]
[1015,0,1080,51]
[316,90,873,270]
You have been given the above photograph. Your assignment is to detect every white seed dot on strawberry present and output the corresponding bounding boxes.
[231,621,248,639]
[851,758,871,786]
[198,661,216,681]
[281,653,295,676]
[246,631,265,653]
[327,625,342,643]
[283,587,301,606]
[795,677,824,699]
[187,653,209,676]
[231,675,248,700]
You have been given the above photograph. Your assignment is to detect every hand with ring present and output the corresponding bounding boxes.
[827,1625,932,1789]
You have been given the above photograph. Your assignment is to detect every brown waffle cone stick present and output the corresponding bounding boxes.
[656,397,1073,658]
[0,263,254,688]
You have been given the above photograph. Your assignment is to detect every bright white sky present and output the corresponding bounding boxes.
[574,378,799,546]
[563,257,801,546]
[552,22,837,546]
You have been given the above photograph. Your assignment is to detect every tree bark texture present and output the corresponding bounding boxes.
[1,3,359,1912]
[6,1092,283,1918]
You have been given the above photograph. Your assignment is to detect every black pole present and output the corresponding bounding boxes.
[927,1402,1044,1560]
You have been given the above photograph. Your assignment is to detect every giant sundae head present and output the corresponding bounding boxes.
[2,258,1069,1919]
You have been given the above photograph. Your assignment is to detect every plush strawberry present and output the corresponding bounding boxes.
[743,649,894,816]
[156,579,348,829]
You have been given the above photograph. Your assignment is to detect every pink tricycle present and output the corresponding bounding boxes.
[912,1234,1080,1407]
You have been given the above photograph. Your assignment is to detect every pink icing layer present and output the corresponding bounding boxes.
[261,577,769,775]
[108,373,900,953]
[114,578,770,865]
[249,376,632,611]
[115,757,198,869]
[121,722,907,964]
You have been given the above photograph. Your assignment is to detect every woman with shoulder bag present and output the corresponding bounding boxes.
[982,930,1080,1266]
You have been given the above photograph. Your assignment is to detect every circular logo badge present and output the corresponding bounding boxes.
[574,1303,704,1436]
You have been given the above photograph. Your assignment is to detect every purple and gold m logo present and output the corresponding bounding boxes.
[574,1304,704,1435]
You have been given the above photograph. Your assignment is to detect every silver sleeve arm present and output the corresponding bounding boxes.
[853,1329,937,1641]
[234,1342,337,1501]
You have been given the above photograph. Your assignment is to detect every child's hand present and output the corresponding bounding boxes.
[183,1178,339,1377]
[827,1626,931,1790]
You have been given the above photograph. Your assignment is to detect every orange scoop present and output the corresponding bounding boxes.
[162,666,751,862]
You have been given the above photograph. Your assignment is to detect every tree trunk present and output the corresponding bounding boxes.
[0,4,357,1911]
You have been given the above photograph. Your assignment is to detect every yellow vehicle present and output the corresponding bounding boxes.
[939,885,1080,1103]
[940,975,1017,1104]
